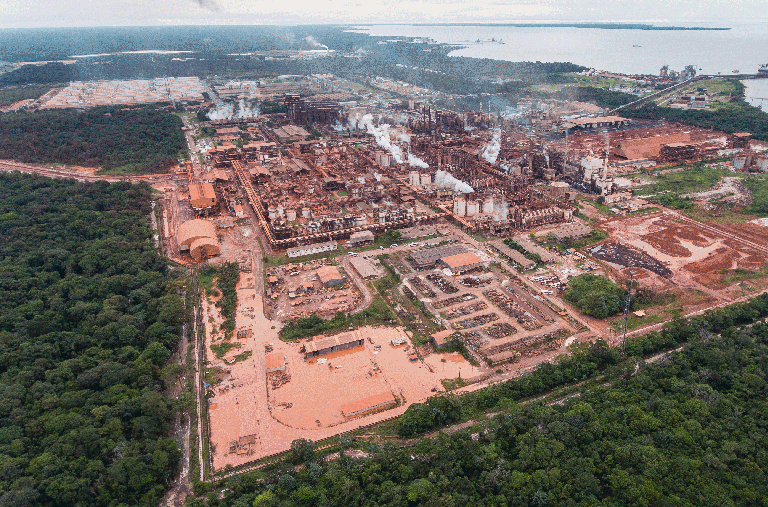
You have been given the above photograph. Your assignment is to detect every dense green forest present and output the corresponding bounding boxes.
[0,105,185,173]
[623,100,768,141]
[0,84,54,107]
[195,293,768,507]
[0,173,184,507]
[0,62,75,86]
[563,274,627,318]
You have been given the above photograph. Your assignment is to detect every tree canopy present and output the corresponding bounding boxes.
[0,173,184,507]
[194,294,768,507]
[563,273,627,318]
[0,105,185,173]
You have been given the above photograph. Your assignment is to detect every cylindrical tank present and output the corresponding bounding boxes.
[409,171,420,186]
[482,196,494,214]
[420,173,431,186]
[467,201,479,216]
[302,207,311,219]
[268,207,277,220]
[286,209,297,221]
[277,205,284,217]
[453,197,466,217]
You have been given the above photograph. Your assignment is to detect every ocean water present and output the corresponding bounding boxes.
[356,23,768,76]
[742,79,768,112]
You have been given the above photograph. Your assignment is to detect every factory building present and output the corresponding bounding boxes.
[341,392,396,418]
[316,265,344,287]
[189,181,217,214]
[410,244,469,269]
[489,240,536,270]
[177,219,221,262]
[438,252,485,274]
[286,241,338,258]
[431,329,455,350]
[304,333,365,359]
[348,230,375,247]
[265,354,287,373]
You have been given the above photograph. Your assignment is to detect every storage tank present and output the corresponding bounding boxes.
[482,196,494,214]
[268,207,277,220]
[302,207,311,219]
[467,201,480,216]
[409,171,420,186]
[453,197,466,217]
[420,173,431,186]
[493,200,509,222]
[277,205,284,217]
[285,209,297,221]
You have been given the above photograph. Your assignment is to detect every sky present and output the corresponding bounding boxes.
[1,0,766,28]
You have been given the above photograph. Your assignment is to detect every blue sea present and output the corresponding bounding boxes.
[355,23,768,76]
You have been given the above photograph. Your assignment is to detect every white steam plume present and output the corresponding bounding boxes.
[407,154,429,168]
[305,36,329,52]
[435,170,473,194]
[207,98,260,120]
[399,132,411,143]
[481,129,501,164]
[351,113,405,164]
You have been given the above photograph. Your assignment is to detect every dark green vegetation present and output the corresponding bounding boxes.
[563,274,627,318]
[203,293,768,507]
[0,84,54,107]
[0,62,74,85]
[556,86,637,109]
[0,27,583,109]
[622,80,768,141]
[0,173,184,507]
[503,238,542,266]
[744,177,768,216]
[545,229,608,252]
[634,165,736,210]
[279,297,394,341]
[0,105,185,173]
[201,262,240,339]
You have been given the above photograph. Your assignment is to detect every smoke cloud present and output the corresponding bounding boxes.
[435,170,474,194]
[196,0,220,12]
[481,129,501,164]
[350,113,405,164]
[207,98,260,121]
[407,154,429,168]
[305,36,329,52]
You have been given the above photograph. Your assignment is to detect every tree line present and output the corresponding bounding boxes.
[0,104,185,173]
[192,292,768,507]
[0,173,185,507]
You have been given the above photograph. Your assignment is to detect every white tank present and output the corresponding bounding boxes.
[286,209,297,221]
[482,196,494,214]
[453,197,466,217]
[302,207,311,219]
[467,201,479,216]
[409,171,420,186]
[277,205,284,217]
[420,173,431,186]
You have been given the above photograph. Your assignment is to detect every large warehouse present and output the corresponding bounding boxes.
[341,392,396,418]
[177,219,221,262]
[438,252,484,274]
[304,333,364,359]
